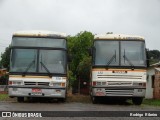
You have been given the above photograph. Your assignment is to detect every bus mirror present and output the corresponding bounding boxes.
[88,48,92,56]
[68,55,72,62]
[147,59,150,68]
[146,49,150,68]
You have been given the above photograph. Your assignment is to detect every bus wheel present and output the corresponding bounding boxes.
[59,98,66,102]
[17,97,24,103]
[91,96,98,104]
[132,97,143,105]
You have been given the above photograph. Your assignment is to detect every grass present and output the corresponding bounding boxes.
[127,99,160,106]
[0,93,16,101]
[67,94,91,103]
[142,99,160,106]
[0,94,9,101]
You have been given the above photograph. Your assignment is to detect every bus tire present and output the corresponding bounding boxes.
[17,97,24,103]
[59,98,66,102]
[132,97,143,105]
[91,96,98,104]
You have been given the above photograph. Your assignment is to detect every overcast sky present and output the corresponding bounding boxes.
[0,0,160,55]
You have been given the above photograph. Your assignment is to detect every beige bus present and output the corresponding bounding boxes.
[8,31,68,102]
[90,33,148,105]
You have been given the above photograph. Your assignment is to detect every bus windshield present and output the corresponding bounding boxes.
[10,49,66,74]
[10,37,67,74]
[94,40,146,67]
[39,50,66,74]
[10,49,37,73]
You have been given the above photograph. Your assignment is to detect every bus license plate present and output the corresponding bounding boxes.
[31,89,42,95]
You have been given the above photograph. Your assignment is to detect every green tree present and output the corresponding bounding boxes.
[147,49,160,65]
[77,57,91,80]
[0,45,11,70]
[67,31,94,87]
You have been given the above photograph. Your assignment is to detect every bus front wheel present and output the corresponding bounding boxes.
[91,96,98,104]
[17,97,24,103]
[59,98,66,102]
[132,97,143,105]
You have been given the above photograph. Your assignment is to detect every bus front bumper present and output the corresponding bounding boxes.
[8,86,66,98]
[91,87,146,97]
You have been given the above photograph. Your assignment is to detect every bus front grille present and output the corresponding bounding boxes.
[97,75,142,80]
[24,82,49,86]
[107,81,132,86]
[105,89,134,96]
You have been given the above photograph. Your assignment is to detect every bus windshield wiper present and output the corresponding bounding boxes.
[123,49,135,70]
[40,61,52,78]
[106,50,116,69]
[22,60,35,76]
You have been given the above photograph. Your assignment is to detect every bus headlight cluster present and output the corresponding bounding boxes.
[9,81,23,85]
[92,81,106,86]
[133,82,146,87]
[49,82,65,87]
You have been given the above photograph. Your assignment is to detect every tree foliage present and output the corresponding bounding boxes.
[77,57,91,80]
[0,46,11,70]
[67,31,94,86]
[147,49,160,65]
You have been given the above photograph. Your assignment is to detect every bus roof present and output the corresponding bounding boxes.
[13,30,67,38]
[94,33,145,41]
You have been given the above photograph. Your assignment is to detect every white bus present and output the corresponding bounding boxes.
[9,31,68,102]
[90,33,148,105]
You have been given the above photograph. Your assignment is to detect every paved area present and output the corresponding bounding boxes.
[0,100,160,120]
